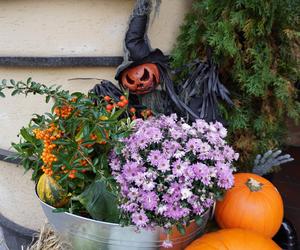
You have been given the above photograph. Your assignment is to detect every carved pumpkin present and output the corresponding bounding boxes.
[215,173,284,238]
[185,228,281,250]
[120,63,160,95]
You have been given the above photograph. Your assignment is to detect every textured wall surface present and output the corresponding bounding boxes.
[0,0,192,149]
[0,0,191,56]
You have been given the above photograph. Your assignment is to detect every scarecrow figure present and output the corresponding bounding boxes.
[114,0,233,122]
[93,0,233,122]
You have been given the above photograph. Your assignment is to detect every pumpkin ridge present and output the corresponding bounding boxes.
[217,187,248,228]
[260,188,284,237]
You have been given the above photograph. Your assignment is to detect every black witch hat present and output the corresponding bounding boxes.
[115,0,167,81]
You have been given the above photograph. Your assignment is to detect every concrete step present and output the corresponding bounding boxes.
[0,161,46,249]
[0,227,9,250]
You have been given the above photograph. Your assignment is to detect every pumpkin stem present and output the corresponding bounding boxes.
[246,178,263,192]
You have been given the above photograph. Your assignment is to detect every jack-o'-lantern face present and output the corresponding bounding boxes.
[120,63,160,95]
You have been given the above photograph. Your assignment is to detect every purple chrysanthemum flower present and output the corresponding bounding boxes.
[217,170,234,189]
[172,159,187,177]
[147,150,162,166]
[128,187,139,200]
[145,127,163,143]
[122,161,140,181]
[194,119,209,133]
[121,202,138,213]
[140,191,159,211]
[162,140,182,156]
[157,158,170,172]
[192,163,211,185]
[164,204,190,220]
[186,138,203,154]
[131,210,149,227]
[162,240,173,248]
[142,179,156,191]
[136,136,149,149]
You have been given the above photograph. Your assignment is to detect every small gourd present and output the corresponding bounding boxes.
[37,173,69,208]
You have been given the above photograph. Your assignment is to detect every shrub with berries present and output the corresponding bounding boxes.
[0,78,135,220]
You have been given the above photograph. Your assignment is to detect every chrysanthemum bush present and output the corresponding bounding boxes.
[110,114,239,246]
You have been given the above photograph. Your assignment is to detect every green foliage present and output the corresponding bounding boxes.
[172,0,300,169]
[0,78,134,221]
[73,179,120,222]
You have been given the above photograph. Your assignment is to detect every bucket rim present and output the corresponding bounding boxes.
[36,188,211,228]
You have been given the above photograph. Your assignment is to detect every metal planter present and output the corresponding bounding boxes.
[39,198,211,250]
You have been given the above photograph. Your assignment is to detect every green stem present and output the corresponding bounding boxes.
[246,178,263,192]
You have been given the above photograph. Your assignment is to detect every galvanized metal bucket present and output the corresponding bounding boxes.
[39,198,211,250]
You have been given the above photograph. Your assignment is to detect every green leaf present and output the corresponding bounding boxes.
[53,208,69,213]
[75,125,84,141]
[83,125,90,138]
[53,139,72,145]
[110,109,125,120]
[11,89,19,96]
[176,224,186,236]
[20,127,34,143]
[0,92,5,98]
[195,215,203,226]
[27,77,32,84]
[72,179,119,222]
[46,95,51,103]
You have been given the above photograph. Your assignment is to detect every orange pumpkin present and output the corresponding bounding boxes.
[185,228,281,250]
[215,173,284,238]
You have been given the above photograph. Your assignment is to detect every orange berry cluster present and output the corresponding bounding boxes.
[68,169,77,179]
[80,159,88,167]
[90,133,98,141]
[141,109,153,119]
[60,166,78,179]
[129,107,137,120]
[54,105,73,119]
[128,107,153,120]
[33,124,62,176]
[79,157,91,174]
[104,95,129,112]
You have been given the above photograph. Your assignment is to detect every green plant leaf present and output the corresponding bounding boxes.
[46,95,51,103]
[176,224,186,236]
[11,89,19,96]
[73,179,119,223]
[110,109,125,120]
[52,139,71,145]
[20,127,34,143]
[195,215,203,226]
[53,208,69,213]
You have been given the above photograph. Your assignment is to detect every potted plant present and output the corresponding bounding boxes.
[0,79,238,249]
